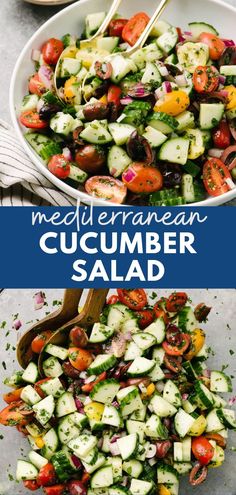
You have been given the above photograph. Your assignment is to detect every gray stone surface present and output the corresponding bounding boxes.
[1,0,236,204]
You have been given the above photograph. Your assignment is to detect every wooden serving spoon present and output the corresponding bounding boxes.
[17,289,83,369]
[38,288,108,376]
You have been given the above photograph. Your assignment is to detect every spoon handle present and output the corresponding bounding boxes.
[90,0,123,40]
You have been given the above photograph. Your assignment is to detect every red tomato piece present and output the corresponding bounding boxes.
[85,176,127,204]
[0,401,30,426]
[68,347,93,371]
[192,436,215,465]
[203,158,232,196]
[107,85,122,106]
[23,480,40,491]
[166,292,188,312]
[48,154,71,180]
[136,309,154,329]
[122,163,163,194]
[29,73,47,96]
[198,33,225,61]
[109,19,128,38]
[31,330,53,354]
[162,333,191,356]
[20,110,48,129]
[3,388,24,404]
[37,463,57,487]
[42,38,64,65]
[193,65,219,93]
[117,289,147,310]
[212,120,231,149]
[122,12,150,46]
[153,299,169,324]
[106,295,119,305]
[43,485,67,495]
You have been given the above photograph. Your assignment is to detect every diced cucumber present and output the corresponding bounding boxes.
[209,445,225,467]
[157,463,179,484]
[163,380,182,408]
[149,394,177,417]
[141,62,162,87]
[206,409,225,432]
[21,94,39,112]
[43,356,63,378]
[102,405,122,427]
[33,395,55,426]
[199,103,224,130]
[41,428,59,460]
[52,450,77,481]
[72,412,88,429]
[156,26,178,54]
[132,332,156,351]
[82,452,106,474]
[68,433,97,458]
[21,385,41,405]
[117,386,143,417]
[88,354,117,375]
[148,112,178,134]
[91,465,113,488]
[194,381,214,408]
[39,377,65,398]
[124,341,143,361]
[210,371,233,393]
[152,346,165,365]
[22,362,38,384]
[60,58,81,77]
[44,344,68,361]
[90,379,120,404]
[185,128,205,159]
[108,123,136,146]
[177,42,209,73]
[89,322,114,343]
[145,414,168,439]
[159,137,190,165]
[182,437,192,462]
[110,55,137,83]
[130,402,147,422]
[127,357,155,377]
[26,423,43,438]
[151,19,171,37]
[145,318,165,343]
[142,126,167,148]
[56,392,77,418]
[126,420,145,443]
[123,459,143,478]
[177,306,198,332]
[183,160,201,177]
[212,393,227,408]
[174,409,195,438]
[97,37,119,53]
[107,146,132,178]
[216,408,236,429]
[117,433,138,460]
[16,460,38,481]
[220,65,236,77]
[121,314,139,334]
[28,451,48,470]
[106,456,122,482]
[50,112,75,136]
[58,414,80,444]
[130,479,153,495]
[188,21,219,37]
[174,462,192,475]
[174,442,183,462]
[176,111,195,133]
[80,121,112,144]
[85,12,106,38]
[130,43,163,70]
[148,363,165,382]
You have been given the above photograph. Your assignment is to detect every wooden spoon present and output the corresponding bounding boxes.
[17,289,83,369]
[38,288,108,375]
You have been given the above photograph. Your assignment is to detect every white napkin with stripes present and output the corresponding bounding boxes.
[0,120,77,206]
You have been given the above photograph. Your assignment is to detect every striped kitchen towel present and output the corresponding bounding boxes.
[0,120,77,206]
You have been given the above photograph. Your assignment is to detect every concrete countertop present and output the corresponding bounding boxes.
[1,0,236,205]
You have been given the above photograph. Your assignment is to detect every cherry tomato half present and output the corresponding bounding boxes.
[212,120,231,149]
[68,347,93,371]
[23,480,40,491]
[193,65,219,93]
[122,163,163,194]
[192,436,215,465]
[107,85,122,106]
[153,299,169,324]
[3,388,24,404]
[43,485,67,495]
[29,74,47,96]
[37,463,57,487]
[162,333,191,356]
[0,401,31,426]
[135,309,154,329]
[85,176,127,204]
[122,12,150,46]
[194,303,212,322]
[203,158,231,196]
[198,33,225,61]
[166,292,188,313]
[117,289,147,311]
[108,19,128,38]
[20,111,48,129]
[75,145,106,174]
[42,38,64,66]
[31,330,53,354]
[163,354,182,373]
[48,154,71,180]
[106,295,119,305]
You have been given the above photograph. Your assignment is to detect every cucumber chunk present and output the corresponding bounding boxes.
[56,392,77,418]
[91,465,113,488]
[188,21,219,37]
[199,103,224,130]
[16,460,38,481]
[22,362,38,384]
[107,146,132,178]
[127,357,155,377]
[210,371,233,393]
[90,379,120,404]
[158,138,190,165]
[33,395,55,426]
[117,433,138,460]
[89,322,115,343]
[88,354,117,375]
[174,409,195,438]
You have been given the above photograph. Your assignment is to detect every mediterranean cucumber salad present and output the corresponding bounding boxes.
[1,289,235,495]
[19,11,236,204]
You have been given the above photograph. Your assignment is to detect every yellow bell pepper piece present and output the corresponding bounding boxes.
[100,95,108,105]
[225,85,236,110]
[188,415,207,436]
[141,383,155,399]
[64,76,80,102]
[61,46,78,59]
[209,446,225,468]
[154,90,190,116]
[158,485,172,495]
[184,328,205,360]
[84,401,104,421]
[35,437,45,448]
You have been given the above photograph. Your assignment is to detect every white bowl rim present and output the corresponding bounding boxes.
[9,0,236,207]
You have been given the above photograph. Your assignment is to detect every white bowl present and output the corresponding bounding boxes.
[10,0,236,206]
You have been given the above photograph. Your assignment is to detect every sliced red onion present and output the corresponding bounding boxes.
[31,49,41,62]
[202,369,211,378]
[208,148,223,158]
[12,319,22,330]
[75,398,83,410]
[182,393,189,401]
[218,90,229,99]
[155,381,165,393]
[84,375,96,384]
[110,441,120,456]
[38,65,54,90]
[122,168,136,183]
[121,476,128,487]
[221,145,236,169]
[110,435,121,444]
[120,97,133,105]
[148,457,157,466]
[97,438,103,449]
[124,331,132,341]
[183,31,195,41]
[225,177,236,189]
[219,75,226,85]
[79,371,88,379]
[111,401,119,408]
[62,147,72,162]
[111,333,126,358]
[145,444,157,458]
[184,31,193,36]
[71,454,82,469]
[178,34,186,43]
[138,383,147,394]
[222,39,235,47]
[175,74,187,87]
[155,87,163,100]
[228,396,236,406]
[84,396,92,405]
[33,291,45,310]
[164,81,172,93]
[158,65,169,77]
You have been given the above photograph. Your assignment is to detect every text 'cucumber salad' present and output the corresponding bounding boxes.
[1,289,235,495]
[19,11,236,205]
